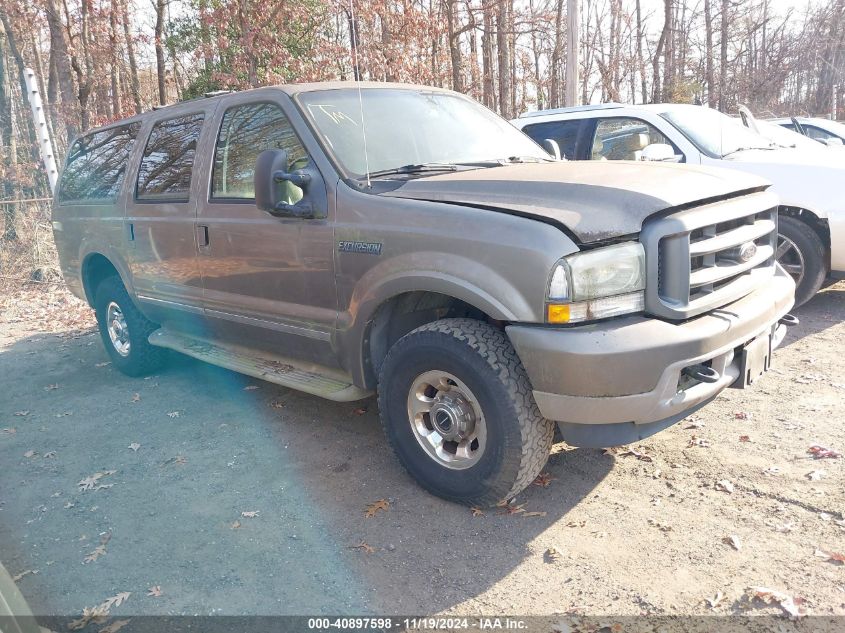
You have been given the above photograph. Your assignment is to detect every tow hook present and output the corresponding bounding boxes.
[779,314,799,327]
[682,364,721,384]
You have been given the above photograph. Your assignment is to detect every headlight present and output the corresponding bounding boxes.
[546,242,646,323]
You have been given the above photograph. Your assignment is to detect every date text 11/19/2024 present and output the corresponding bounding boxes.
[307,617,528,630]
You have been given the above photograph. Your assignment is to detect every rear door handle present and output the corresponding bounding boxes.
[197,225,209,248]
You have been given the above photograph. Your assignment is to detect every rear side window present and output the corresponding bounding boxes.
[58,123,140,203]
[136,113,204,202]
[211,103,308,200]
[522,120,582,159]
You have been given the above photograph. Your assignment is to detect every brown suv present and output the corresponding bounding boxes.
[53,82,796,505]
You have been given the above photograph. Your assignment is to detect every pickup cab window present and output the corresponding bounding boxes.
[57,123,140,203]
[211,103,308,201]
[136,113,204,202]
[591,117,675,160]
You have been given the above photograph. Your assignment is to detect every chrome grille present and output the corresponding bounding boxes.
[641,191,778,320]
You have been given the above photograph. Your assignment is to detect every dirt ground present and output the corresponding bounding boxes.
[1,280,844,630]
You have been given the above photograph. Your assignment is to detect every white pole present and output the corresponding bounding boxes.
[565,0,580,107]
[23,67,59,194]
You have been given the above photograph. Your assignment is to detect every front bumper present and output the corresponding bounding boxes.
[506,266,795,445]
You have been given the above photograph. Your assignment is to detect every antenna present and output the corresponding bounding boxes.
[348,0,371,188]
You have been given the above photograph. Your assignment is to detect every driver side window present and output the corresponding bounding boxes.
[211,103,308,202]
[591,117,679,161]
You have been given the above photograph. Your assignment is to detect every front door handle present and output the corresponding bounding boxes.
[197,225,209,248]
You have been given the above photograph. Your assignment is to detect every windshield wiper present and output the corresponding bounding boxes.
[721,145,776,158]
[365,163,459,179]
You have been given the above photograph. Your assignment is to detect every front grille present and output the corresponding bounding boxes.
[640,191,778,320]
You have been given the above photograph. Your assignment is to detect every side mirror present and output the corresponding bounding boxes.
[254,149,314,218]
[639,143,682,163]
[824,137,844,147]
[542,138,562,160]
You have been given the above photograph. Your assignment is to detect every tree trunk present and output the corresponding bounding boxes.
[719,0,728,110]
[109,0,122,117]
[155,0,167,104]
[496,2,510,117]
[704,0,715,107]
[0,17,18,240]
[662,0,673,101]
[446,0,462,92]
[550,0,564,108]
[122,0,142,114]
[636,0,647,103]
[481,2,495,109]
[43,0,78,141]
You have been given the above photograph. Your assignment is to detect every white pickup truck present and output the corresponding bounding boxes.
[513,103,845,305]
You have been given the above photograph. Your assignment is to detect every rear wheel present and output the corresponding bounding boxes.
[377,318,554,506]
[777,215,826,307]
[94,276,166,376]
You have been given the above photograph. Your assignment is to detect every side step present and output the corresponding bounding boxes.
[149,329,372,402]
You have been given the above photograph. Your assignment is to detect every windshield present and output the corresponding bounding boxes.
[659,106,773,158]
[297,88,550,178]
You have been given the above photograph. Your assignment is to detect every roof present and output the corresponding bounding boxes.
[518,103,625,119]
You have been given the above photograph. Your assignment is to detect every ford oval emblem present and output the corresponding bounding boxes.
[738,241,757,262]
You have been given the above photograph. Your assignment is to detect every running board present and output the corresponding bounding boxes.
[148,329,372,402]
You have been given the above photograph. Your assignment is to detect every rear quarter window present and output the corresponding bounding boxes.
[57,123,141,204]
[136,113,204,202]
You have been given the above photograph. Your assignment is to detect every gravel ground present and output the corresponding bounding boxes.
[1,281,843,629]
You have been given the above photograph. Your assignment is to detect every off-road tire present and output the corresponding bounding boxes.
[778,215,826,307]
[377,318,554,506]
[94,276,166,376]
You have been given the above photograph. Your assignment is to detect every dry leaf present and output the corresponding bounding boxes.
[545,546,563,561]
[166,411,180,418]
[687,436,711,448]
[715,479,735,493]
[64,502,75,509]
[523,511,547,518]
[101,592,131,611]
[349,540,375,554]
[808,445,842,459]
[706,591,726,609]
[147,586,163,597]
[814,549,845,564]
[100,619,130,633]
[131,393,140,403]
[747,586,806,618]
[23,450,36,458]
[739,435,751,442]
[566,520,586,528]
[13,411,29,416]
[162,455,187,466]
[470,507,484,517]
[353,407,368,415]
[84,545,107,564]
[723,535,742,551]
[806,470,825,481]
[499,503,525,515]
[95,362,110,368]
[684,421,705,429]
[533,472,555,487]
[128,443,140,452]
[734,411,749,420]
[230,520,241,529]
[78,471,116,491]
[364,499,390,517]
[243,385,259,391]
[43,451,57,458]
[68,605,109,631]
[269,399,285,409]
[2,428,16,434]
[617,448,653,462]
[241,511,259,518]
[44,384,59,391]
[12,569,36,582]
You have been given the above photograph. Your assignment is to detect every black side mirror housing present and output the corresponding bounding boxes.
[254,149,316,218]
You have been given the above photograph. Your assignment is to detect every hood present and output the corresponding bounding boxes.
[380,161,768,243]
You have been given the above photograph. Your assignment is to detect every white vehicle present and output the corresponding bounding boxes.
[738,106,845,154]
[771,116,845,147]
[512,103,845,305]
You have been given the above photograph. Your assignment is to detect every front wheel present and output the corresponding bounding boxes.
[377,319,554,506]
[94,276,166,376]
[777,215,826,307]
